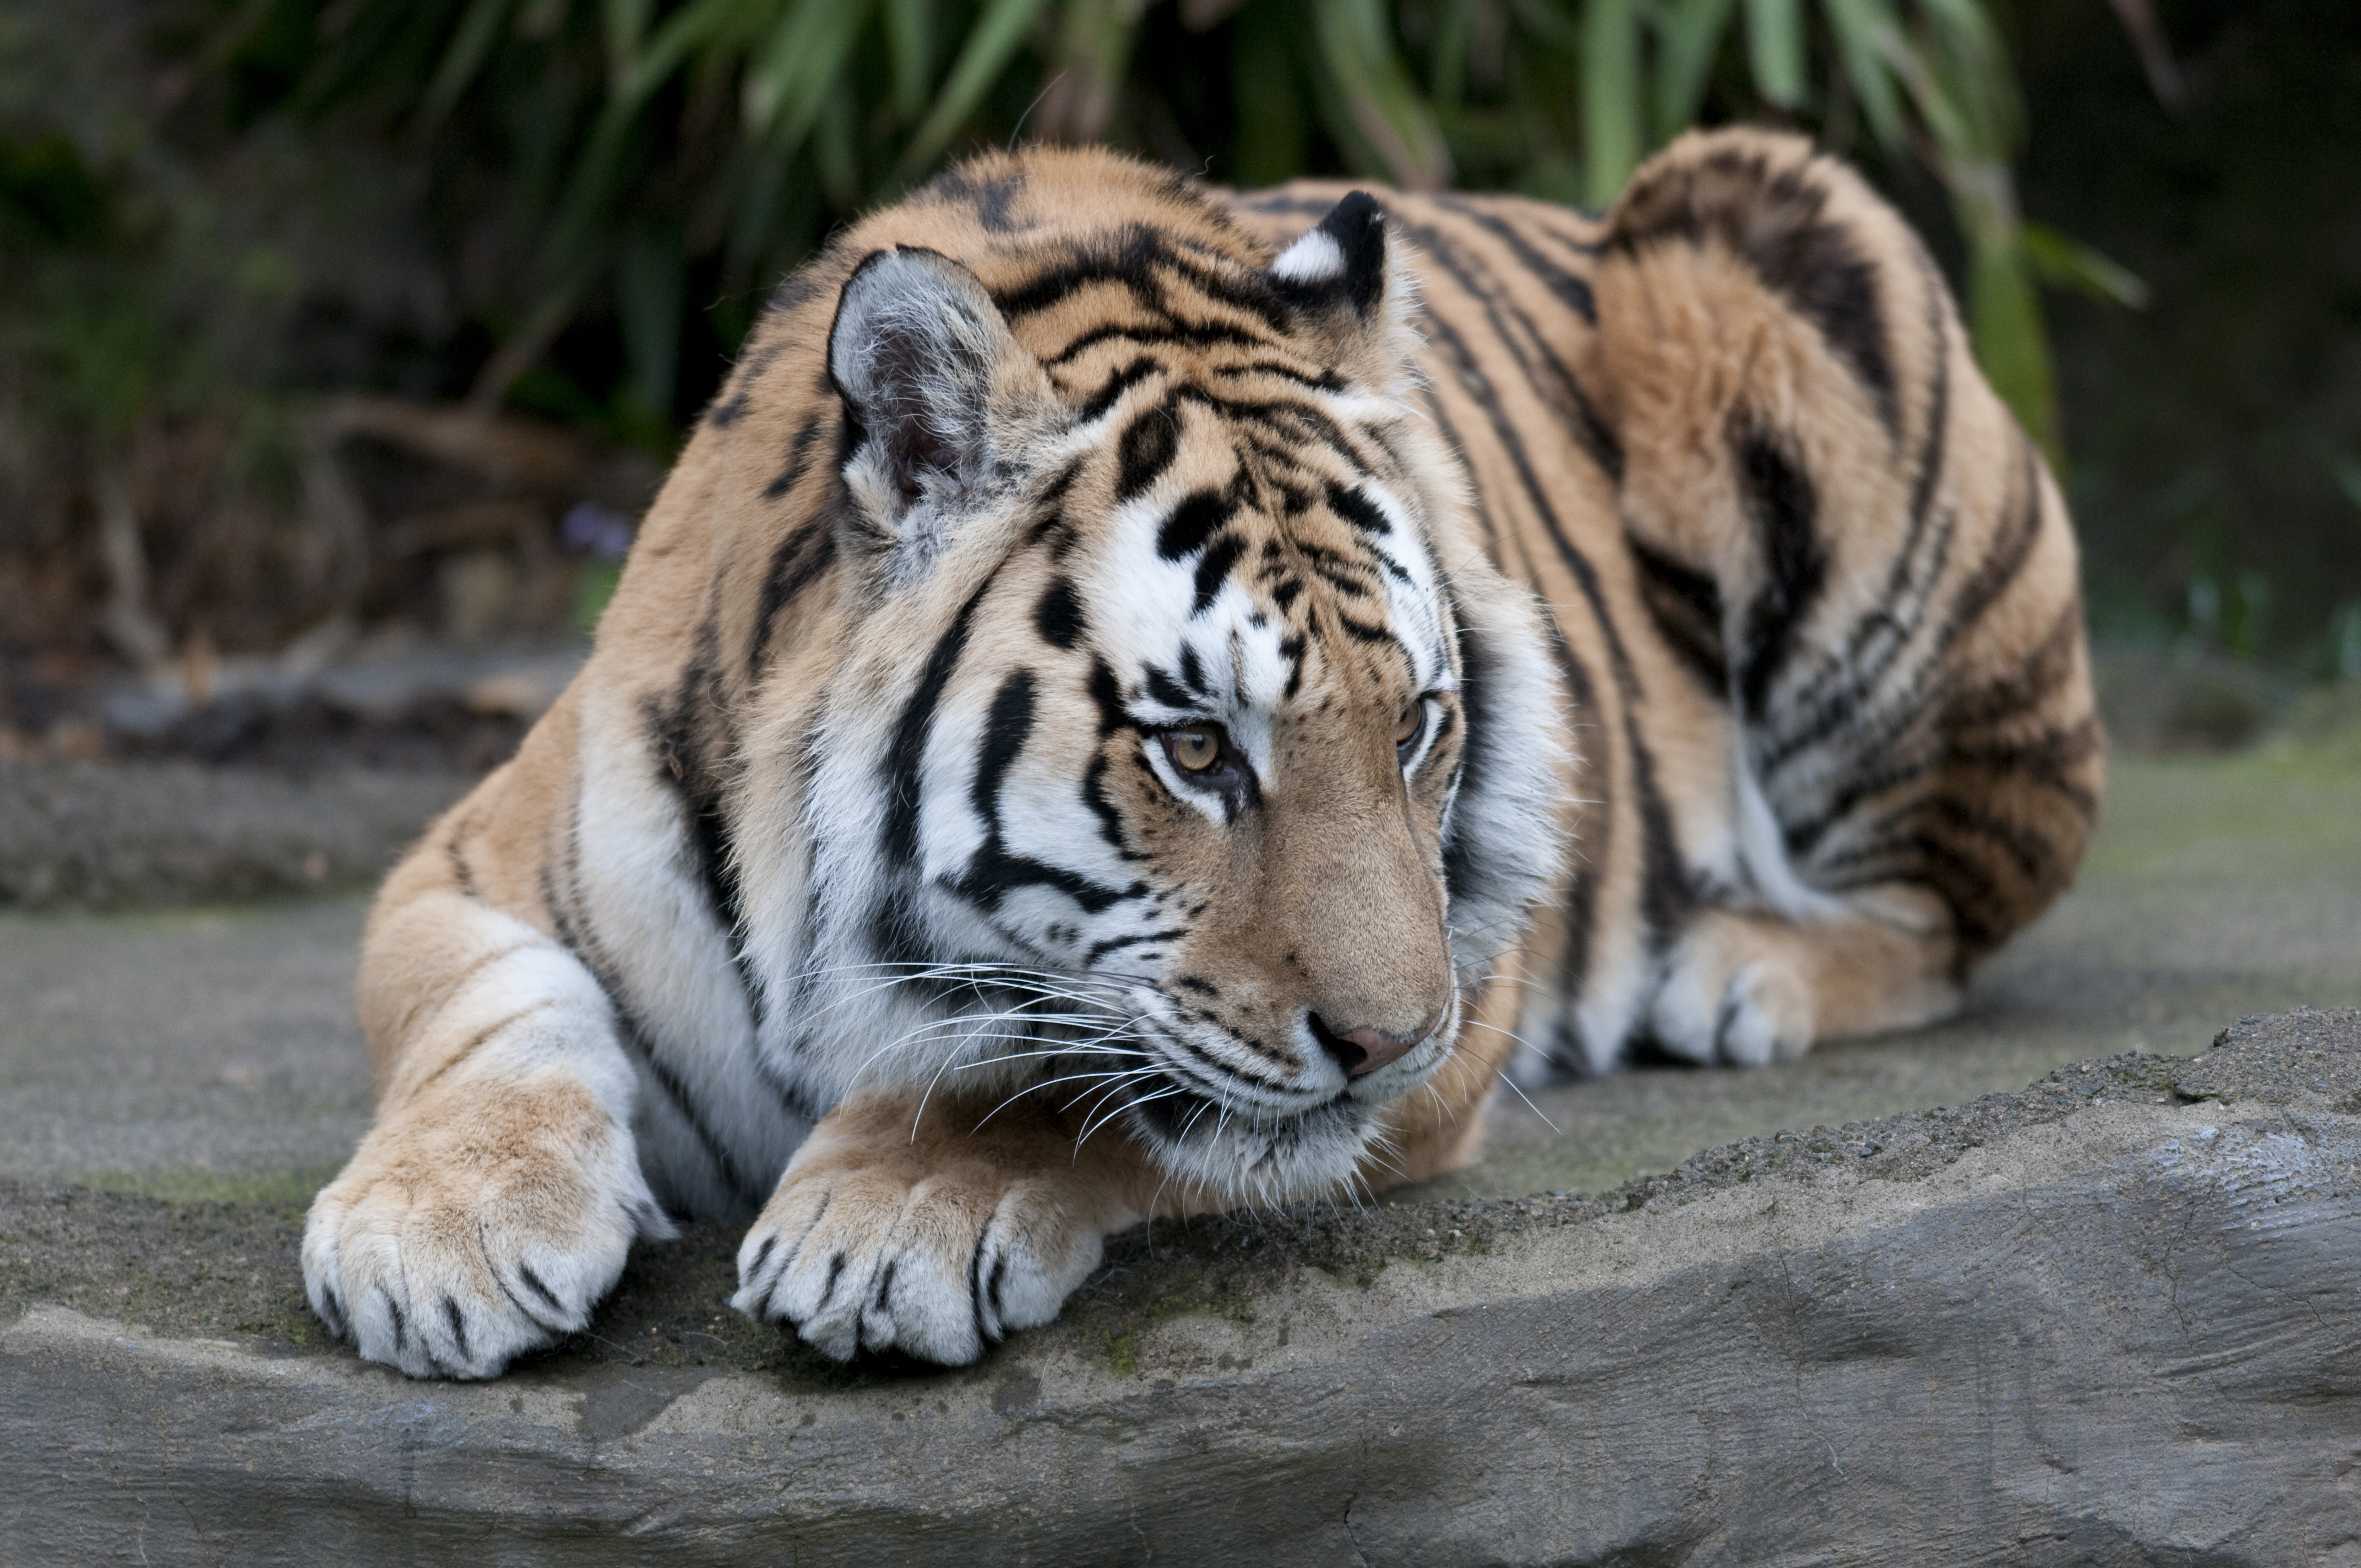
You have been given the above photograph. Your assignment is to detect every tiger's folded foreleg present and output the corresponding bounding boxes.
[301,820,673,1380]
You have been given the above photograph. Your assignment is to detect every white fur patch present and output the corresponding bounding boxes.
[1270,227,1346,284]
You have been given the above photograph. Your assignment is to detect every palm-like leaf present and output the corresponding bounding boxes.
[202,1,2148,451]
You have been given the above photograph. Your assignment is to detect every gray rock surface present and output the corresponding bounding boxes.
[0,760,465,908]
[0,897,374,1197]
[4,1010,2359,1565]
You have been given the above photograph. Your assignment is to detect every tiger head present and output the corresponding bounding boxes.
[782,178,1565,1204]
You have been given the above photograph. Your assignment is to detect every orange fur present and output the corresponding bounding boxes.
[307,129,2100,1377]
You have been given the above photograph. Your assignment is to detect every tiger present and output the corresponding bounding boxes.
[300,127,2101,1379]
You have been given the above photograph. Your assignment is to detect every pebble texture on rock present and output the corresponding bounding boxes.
[3,1010,2357,1565]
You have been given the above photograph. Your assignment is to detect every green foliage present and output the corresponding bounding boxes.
[185,0,2124,452]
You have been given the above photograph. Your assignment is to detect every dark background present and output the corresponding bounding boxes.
[2,0,2355,736]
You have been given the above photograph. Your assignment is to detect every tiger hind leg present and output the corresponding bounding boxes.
[1592,128,2103,1061]
[1646,904,1961,1065]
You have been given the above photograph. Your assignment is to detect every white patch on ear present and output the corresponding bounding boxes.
[1271,227,1346,285]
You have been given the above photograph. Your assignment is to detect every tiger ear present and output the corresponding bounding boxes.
[826,246,1056,560]
[1267,192,1419,391]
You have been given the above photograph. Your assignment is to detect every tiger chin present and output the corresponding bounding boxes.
[302,128,2102,1379]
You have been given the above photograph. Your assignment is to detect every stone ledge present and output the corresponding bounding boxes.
[3,1009,2358,1565]
[0,760,466,908]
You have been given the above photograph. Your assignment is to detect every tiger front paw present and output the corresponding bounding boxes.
[301,1082,671,1380]
[730,1091,1130,1365]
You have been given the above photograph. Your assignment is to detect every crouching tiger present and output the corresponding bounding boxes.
[303,128,2101,1377]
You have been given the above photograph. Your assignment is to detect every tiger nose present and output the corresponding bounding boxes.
[1309,1009,1444,1077]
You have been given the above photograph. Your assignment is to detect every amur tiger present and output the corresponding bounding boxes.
[302,128,2102,1378]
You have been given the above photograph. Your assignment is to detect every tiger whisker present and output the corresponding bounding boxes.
[1489,1063,1562,1135]
[901,1012,1150,1141]
[973,1066,1167,1131]
[845,1009,1152,1090]
[953,1044,1151,1070]
[793,962,1136,1019]
[1074,1086,1178,1155]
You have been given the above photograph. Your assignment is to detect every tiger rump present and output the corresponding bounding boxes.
[1593,138,2095,972]
[302,130,2098,1380]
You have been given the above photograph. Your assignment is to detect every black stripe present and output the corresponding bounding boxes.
[1786,635,2099,906]
[443,1298,471,1364]
[1158,489,1234,559]
[1931,435,2047,657]
[516,1264,565,1315]
[748,517,838,678]
[763,411,829,501]
[880,582,993,868]
[1036,577,1085,649]
[1053,322,1275,373]
[956,670,1137,916]
[646,624,763,1027]
[1326,481,1390,536]
[445,813,480,900]
[1778,439,2044,825]
[1142,665,1194,710]
[1760,262,1956,775]
[971,671,1037,822]
[1628,537,1727,696]
[1085,928,1188,965]
[1732,425,1826,721]
[1075,354,1167,421]
[1546,623,1603,1038]
[1625,708,1695,955]
[1117,399,1182,501]
[539,846,764,1212]
[1608,146,1901,439]
[1439,593,1495,906]
[648,612,823,1136]
[923,166,1027,232]
[989,232,1294,334]
[1192,534,1248,614]
[1782,708,2101,869]
[1390,213,1625,484]
[1080,660,1147,864]
[1430,194,1598,322]
[1413,391,1598,1025]
[1407,275,1645,704]
[1169,382,1366,466]
[1207,358,1347,393]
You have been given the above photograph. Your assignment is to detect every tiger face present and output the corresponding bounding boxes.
[781,196,1560,1205]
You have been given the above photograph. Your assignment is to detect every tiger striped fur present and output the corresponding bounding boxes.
[302,128,2101,1378]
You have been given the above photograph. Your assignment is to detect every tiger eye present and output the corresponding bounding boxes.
[1394,703,1423,746]
[1169,728,1221,772]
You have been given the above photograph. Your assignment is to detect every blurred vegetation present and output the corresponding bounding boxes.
[0,0,2355,689]
[2009,2,2361,678]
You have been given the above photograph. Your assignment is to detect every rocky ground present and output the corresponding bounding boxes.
[3,1013,2356,1564]
[1,703,2358,1562]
